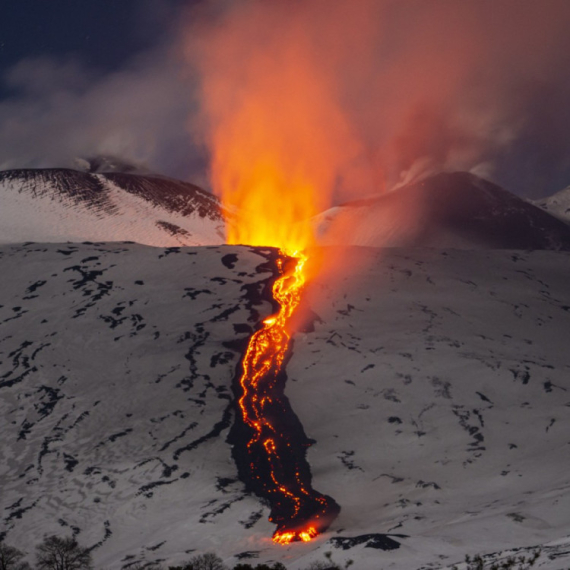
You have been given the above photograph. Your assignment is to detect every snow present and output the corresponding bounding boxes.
[532,186,570,224]
[315,173,570,251]
[5,168,570,253]
[1,243,569,569]
[0,170,227,246]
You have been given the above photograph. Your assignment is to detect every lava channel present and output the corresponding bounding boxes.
[229,250,340,544]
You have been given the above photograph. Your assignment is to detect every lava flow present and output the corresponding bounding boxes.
[194,0,348,542]
[230,249,340,544]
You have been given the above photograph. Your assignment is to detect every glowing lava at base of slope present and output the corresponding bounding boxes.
[271,521,322,546]
[232,249,340,544]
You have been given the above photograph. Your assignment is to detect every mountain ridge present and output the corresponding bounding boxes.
[3,167,570,251]
[0,168,228,246]
[531,185,570,223]
[316,172,570,250]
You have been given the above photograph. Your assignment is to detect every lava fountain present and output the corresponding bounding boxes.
[189,0,371,544]
[203,87,345,540]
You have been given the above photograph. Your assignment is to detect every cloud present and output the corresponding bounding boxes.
[0,8,205,184]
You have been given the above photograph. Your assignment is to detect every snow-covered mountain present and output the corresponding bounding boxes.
[0,169,228,246]
[1,242,569,570]
[5,168,570,252]
[316,172,570,250]
[531,186,570,224]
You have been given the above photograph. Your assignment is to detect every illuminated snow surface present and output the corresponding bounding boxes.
[1,242,569,569]
[0,169,227,246]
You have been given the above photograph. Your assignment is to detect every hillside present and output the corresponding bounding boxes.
[1,243,569,569]
[0,169,228,246]
[316,172,570,250]
[532,186,570,224]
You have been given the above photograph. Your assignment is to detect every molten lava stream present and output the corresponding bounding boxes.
[232,250,339,545]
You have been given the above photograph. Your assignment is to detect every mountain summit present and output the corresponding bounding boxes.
[0,168,228,246]
[316,172,570,250]
[2,168,570,251]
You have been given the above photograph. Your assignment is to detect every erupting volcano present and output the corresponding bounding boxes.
[209,145,344,541]
[192,0,362,542]
[206,99,344,540]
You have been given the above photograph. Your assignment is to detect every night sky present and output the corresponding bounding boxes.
[0,0,204,182]
[0,2,177,82]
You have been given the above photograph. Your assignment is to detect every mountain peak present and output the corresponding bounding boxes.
[74,155,151,175]
[317,171,570,250]
[0,168,227,246]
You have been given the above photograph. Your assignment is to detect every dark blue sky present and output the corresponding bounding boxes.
[0,1,186,78]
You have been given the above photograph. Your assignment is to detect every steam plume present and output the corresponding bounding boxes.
[1,1,570,198]
[187,0,570,198]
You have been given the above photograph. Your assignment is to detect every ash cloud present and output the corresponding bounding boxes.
[188,0,570,198]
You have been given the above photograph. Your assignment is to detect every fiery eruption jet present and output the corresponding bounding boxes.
[192,0,360,543]
[205,74,345,542]
[208,122,342,544]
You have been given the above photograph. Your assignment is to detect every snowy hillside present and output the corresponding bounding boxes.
[1,243,569,570]
[532,186,570,224]
[316,172,570,250]
[5,168,570,254]
[0,169,228,246]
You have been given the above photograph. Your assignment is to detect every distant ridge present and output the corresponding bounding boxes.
[0,168,228,246]
[4,168,570,251]
[531,185,570,224]
[316,172,570,250]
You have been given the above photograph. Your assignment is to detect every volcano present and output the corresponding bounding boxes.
[1,170,570,569]
[316,172,570,250]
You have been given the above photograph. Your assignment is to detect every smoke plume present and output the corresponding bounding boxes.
[187,0,570,199]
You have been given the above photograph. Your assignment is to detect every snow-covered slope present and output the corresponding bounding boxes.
[531,186,570,224]
[5,168,570,254]
[0,169,228,246]
[1,243,569,570]
[316,172,570,250]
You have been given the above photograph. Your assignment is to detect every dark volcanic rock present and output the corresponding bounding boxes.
[319,172,570,250]
[329,533,405,550]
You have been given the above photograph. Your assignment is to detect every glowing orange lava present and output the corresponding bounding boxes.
[236,250,333,544]
[194,3,344,543]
